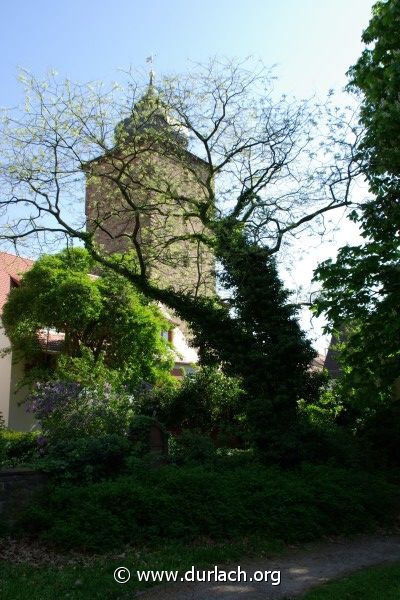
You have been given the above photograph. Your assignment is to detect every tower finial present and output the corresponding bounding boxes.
[146,55,155,87]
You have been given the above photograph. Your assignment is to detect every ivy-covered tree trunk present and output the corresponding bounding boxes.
[215,220,316,461]
[103,218,317,462]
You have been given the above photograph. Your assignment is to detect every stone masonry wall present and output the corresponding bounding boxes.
[0,468,47,526]
[85,148,215,298]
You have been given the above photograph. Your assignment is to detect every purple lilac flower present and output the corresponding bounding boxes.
[25,381,82,420]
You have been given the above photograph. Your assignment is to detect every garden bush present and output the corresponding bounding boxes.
[134,367,244,435]
[18,462,399,552]
[36,434,130,483]
[168,430,217,465]
[27,415,168,482]
[298,405,362,468]
[127,415,168,457]
[25,380,135,440]
[358,403,400,468]
[0,430,40,468]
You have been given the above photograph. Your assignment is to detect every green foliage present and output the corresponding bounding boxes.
[36,434,130,483]
[357,402,400,468]
[313,200,399,434]
[0,430,40,468]
[25,380,135,441]
[55,348,123,388]
[18,463,399,551]
[2,247,174,388]
[22,406,168,482]
[298,401,362,468]
[135,366,244,434]
[127,415,167,457]
[314,241,400,412]
[301,562,400,600]
[347,0,400,177]
[215,222,318,460]
[314,0,400,444]
[168,430,217,465]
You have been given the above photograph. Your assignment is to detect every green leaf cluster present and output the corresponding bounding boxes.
[134,366,244,434]
[313,0,400,424]
[2,248,174,388]
[18,462,398,552]
[347,0,400,177]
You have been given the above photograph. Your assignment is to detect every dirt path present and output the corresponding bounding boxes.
[133,534,400,599]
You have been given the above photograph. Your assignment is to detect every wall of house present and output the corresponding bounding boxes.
[8,360,35,432]
[172,326,198,364]
[0,324,34,431]
[0,325,12,426]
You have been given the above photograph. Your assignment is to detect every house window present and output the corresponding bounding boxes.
[162,329,174,343]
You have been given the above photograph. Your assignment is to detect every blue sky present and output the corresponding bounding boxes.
[2,0,374,105]
[0,0,375,351]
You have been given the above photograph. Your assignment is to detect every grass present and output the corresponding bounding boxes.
[2,539,400,599]
[300,561,400,599]
[0,536,284,600]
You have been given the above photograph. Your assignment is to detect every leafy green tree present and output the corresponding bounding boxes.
[314,0,400,420]
[137,221,321,460]
[313,202,400,414]
[2,248,174,387]
[347,0,400,177]
[215,220,317,459]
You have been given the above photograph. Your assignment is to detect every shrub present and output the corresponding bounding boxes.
[127,415,168,457]
[25,380,135,440]
[135,367,244,434]
[298,403,362,468]
[31,416,168,482]
[36,434,130,483]
[168,430,216,465]
[358,403,400,468]
[0,430,40,468]
[19,462,399,552]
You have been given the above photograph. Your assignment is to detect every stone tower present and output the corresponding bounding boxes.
[85,85,214,298]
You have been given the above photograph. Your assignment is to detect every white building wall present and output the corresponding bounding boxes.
[0,325,12,427]
[8,360,35,431]
[0,321,35,431]
[172,327,198,364]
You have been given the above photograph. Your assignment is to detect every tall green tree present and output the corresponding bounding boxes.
[2,248,173,388]
[216,220,317,459]
[157,218,318,459]
[347,0,400,177]
[314,0,400,416]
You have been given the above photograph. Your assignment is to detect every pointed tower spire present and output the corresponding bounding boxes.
[146,55,155,88]
[114,56,187,147]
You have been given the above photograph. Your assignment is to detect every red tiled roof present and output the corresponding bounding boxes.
[0,251,34,311]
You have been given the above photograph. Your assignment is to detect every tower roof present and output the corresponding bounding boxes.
[114,84,188,148]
